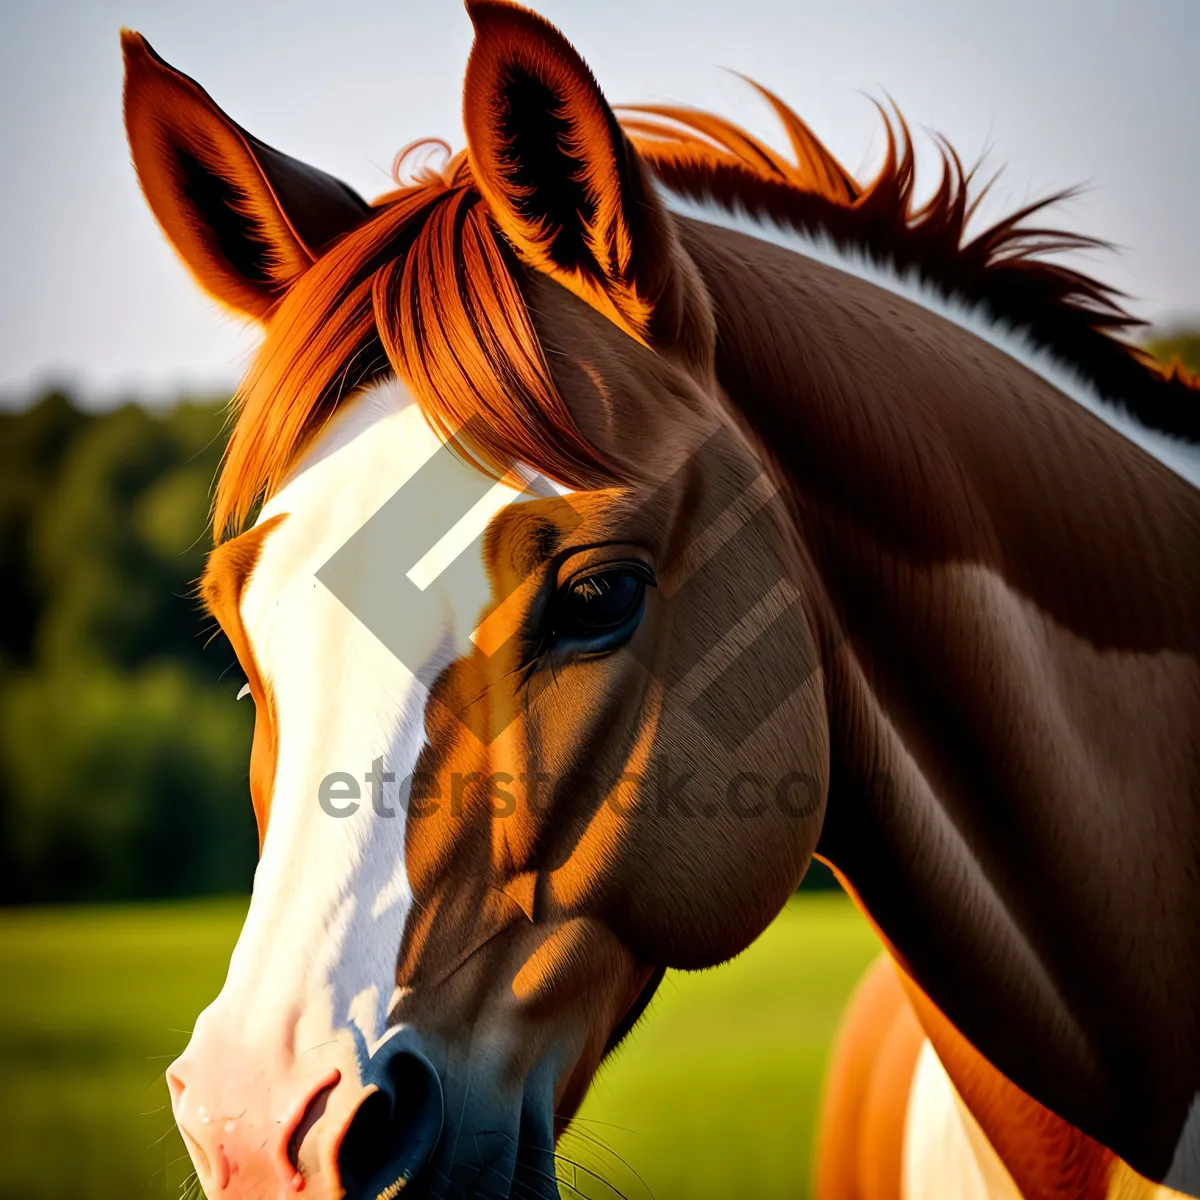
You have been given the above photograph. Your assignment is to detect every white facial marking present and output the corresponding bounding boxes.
[666,193,1200,488]
[207,375,532,1062]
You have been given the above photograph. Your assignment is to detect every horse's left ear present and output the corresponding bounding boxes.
[463,1,699,350]
[122,30,370,320]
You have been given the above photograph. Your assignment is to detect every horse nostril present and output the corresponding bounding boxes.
[338,1046,444,1199]
[287,1079,338,1171]
[165,1068,186,1112]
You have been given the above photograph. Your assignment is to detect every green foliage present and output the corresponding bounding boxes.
[1147,330,1200,376]
[0,392,255,902]
[0,390,91,670]
[1,664,254,901]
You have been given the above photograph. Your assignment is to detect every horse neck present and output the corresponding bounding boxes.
[677,214,1200,1179]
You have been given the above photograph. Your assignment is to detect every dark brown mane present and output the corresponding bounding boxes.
[625,90,1199,443]
[214,86,1197,538]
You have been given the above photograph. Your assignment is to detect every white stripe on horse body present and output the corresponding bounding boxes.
[902,1040,1023,1200]
[901,1041,1187,1200]
[173,379,533,1189]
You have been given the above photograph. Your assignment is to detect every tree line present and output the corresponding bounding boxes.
[0,392,256,902]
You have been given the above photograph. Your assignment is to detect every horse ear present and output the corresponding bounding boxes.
[121,31,370,320]
[462,1,692,346]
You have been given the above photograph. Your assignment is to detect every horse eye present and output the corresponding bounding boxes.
[551,564,653,649]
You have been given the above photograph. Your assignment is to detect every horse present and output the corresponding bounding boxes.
[122,3,1200,1197]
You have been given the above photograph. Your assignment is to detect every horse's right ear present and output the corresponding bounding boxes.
[121,31,370,320]
[462,1,711,360]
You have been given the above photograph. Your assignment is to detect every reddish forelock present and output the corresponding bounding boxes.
[212,154,613,539]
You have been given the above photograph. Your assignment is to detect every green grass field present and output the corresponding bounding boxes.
[0,894,878,1200]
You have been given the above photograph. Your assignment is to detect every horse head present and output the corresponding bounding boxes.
[125,5,829,1195]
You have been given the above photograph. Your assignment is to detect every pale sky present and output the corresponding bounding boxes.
[2,0,1197,408]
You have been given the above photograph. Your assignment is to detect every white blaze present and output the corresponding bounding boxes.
[211,376,528,1060]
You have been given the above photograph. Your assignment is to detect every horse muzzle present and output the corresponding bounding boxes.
[168,1021,448,1199]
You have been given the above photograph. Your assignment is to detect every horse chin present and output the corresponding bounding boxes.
[369,1116,559,1200]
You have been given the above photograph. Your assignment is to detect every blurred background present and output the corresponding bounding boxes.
[1,1,1196,1197]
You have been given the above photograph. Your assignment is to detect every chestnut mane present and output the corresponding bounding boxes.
[213,88,1198,539]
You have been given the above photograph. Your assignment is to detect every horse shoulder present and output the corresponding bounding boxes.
[817,955,1190,1200]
